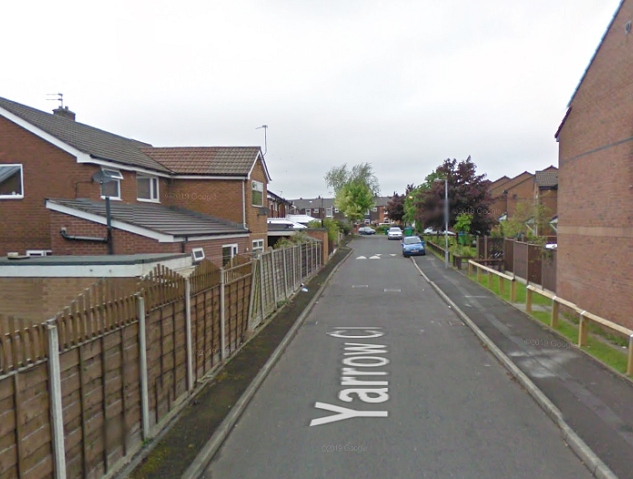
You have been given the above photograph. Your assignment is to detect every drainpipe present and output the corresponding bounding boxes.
[105,196,113,254]
[242,180,247,229]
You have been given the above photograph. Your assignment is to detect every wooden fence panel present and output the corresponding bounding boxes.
[542,249,557,292]
[513,241,528,280]
[527,244,543,284]
[504,239,514,273]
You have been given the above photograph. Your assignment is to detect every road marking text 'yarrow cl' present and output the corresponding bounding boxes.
[310,328,389,427]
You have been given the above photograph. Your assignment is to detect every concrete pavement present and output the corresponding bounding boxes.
[415,252,633,479]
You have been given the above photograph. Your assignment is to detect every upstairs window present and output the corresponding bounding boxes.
[137,175,159,201]
[100,168,123,199]
[252,180,264,206]
[0,164,24,199]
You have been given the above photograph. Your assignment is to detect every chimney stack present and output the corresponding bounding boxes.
[52,106,76,121]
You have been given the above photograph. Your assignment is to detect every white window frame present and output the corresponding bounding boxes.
[222,244,238,265]
[326,207,333,217]
[137,175,160,202]
[334,207,339,213]
[100,168,123,200]
[252,180,264,206]
[252,239,265,255]
[0,164,24,199]
[305,208,311,216]
[372,206,378,212]
[313,208,319,213]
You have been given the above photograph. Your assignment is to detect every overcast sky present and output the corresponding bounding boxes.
[2,0,622,199]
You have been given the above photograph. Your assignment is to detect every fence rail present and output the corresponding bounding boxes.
[0,240,322,479]
[526,285,633,375]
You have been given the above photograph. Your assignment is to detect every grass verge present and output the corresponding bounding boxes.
[464,268,630,376]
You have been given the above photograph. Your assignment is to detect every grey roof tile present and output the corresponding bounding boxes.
[535,169,558,188]
[48,198,248,237]
[0,97,171,173]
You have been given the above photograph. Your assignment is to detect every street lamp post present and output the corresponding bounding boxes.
[434,178,449,269]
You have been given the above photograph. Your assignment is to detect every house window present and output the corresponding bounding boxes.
[334,207,339,213]
[222,244,238,266]
[372,207,377,212]
[326,207,333,217]
[313,208,319,213]
[252,239,265,255]
[305,208,311,216]
[252,180,264,206]
[0,164,24,199]
[137,175,159,201]
[100,168,123,199]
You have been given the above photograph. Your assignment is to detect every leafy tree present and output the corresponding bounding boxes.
[454,213,472,245]
[494,200,552,242]
[403,185,423,228]
[417,157,495,235]
[386,184,416,224]
[335,180,374,223]
[324,162,380,196]
[386,192,405,223]
[325,163,379,222]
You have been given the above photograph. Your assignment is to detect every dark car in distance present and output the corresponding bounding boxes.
[402,235,425,257]
[358,226,376,235]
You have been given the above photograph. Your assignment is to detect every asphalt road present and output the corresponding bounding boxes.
[202,236,592,479]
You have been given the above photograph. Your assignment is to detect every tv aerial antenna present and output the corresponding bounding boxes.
[256,124,268,156]
[46,93,64,108]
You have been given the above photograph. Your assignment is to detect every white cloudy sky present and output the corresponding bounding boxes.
[1,0,622,199]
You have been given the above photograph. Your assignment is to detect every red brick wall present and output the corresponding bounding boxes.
[0,277,108,323]
[49,210,250,265]
[0,117,99,255]
[166,178,244,224]
[246,159,269,246]
[556,0,633,329]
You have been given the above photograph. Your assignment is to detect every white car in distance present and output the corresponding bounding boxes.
[387,227,403,240]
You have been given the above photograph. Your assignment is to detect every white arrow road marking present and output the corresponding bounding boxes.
[356,256,367,260]
[390,254,397,256]
[369,255,381,259]
[310,402,388,426]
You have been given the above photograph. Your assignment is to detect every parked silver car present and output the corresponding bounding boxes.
[387,227,403,240]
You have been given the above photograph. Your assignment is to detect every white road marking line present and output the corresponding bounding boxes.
[369,255,381,259]
[352,285,369,288]
[384,289,401,293]
[356,256,367,260]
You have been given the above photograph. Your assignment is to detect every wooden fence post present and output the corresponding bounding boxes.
[271,250,278,310]
[626,334,633,376]
[292,246,297,290]
[551,298,559,328]
[477,264,482,283]
[260,253,266,322]
[282,247,289,300]
[185,278,194,392]
[220,267,227,360]
[137,295,151,440]
[247,258,258,331]
[499,276,505,296]
[487,270,493,289]
[578,311,588,347]
[510,278,517,303]
[47,319,67,479]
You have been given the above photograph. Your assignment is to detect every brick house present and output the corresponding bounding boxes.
[534,166,558,235]
[489,171,535,221]
[267,190,293,218]
[290,195,392,225]
[555,0,633,328]
[0,97,271,265]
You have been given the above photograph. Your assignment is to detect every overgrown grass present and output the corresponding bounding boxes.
[466,267,630,376]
